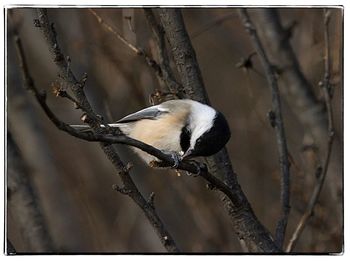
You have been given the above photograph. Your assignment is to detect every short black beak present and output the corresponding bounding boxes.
[182,149,194,160]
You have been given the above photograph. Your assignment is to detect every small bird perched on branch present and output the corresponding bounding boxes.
[71,99,231,168]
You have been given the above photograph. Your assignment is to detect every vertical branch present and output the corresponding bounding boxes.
[239,9,291,249]
[143,8,184,96]
[158,8,209,104]
[35,9,179,252]
[286,9,335,252]
[251,9,328,150]
[7,132,55,252]
[158,8,279,252]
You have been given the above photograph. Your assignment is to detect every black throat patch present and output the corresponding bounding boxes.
[180,124,191,153]
[193,111,231,157]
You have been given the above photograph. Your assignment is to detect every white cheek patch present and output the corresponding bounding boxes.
[188,101,217,149]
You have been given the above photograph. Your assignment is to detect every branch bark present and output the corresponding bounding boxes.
[239,8,291,250]
[143,8,184,96]
[32,9,179,252]
[250,9,328,152]
[158,8,279,252]
[158,9,209,104]
[286,9,335,252]
[7,131,55,252]
[14,44,266,232]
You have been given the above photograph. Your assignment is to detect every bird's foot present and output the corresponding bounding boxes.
[149,151,181,169]
[161,150,181,168]
[185,161,207,177]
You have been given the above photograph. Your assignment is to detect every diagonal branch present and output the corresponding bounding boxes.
[33,8,179,252]
[15,32,257,218]
[239,9,291,250]
[88,9,164,83]
[158,8,279,252]
[251,9,328,153]
[285,9,335,252]
[16,18,280,253]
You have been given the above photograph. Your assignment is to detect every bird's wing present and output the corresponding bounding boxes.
[116,105,169,123]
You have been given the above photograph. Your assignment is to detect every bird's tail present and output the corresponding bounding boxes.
[70,123,127,132]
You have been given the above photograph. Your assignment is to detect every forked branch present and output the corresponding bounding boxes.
[239,9,291,249]
[286,9,335,252]
[32,9,180,252]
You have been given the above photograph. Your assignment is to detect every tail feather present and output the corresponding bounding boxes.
[70,123,128,133]
[70,124,92,132]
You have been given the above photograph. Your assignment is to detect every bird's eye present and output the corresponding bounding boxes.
[197,138,202,144]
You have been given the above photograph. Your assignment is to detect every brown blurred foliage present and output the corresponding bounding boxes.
[6,8,342,253]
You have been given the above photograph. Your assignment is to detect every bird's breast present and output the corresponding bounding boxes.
[129,113,188,153]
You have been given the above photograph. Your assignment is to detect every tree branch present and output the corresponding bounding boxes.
[143,8,184,96]
[239,9,291,250]
[158,8,280,252]
[88,9,165,84]
[251,9,328,152]
[7,131,55,252]
[33,9,179,252]
[158,9,210,104]
[20,11,278,252]
[15,37,258,220]
[286,9,335,252]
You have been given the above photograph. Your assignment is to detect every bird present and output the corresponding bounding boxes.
[71,99,231,168]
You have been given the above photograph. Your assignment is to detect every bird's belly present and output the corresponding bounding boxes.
[128,118,183,163]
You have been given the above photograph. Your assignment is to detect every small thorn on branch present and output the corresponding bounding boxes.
[112,184,132,195]
[283,21,298,42]
[38,90,47,100]
[52,81,67,97]
[267,110,277,128]
[206,183,217,190]
[147,192,155,208]
[163,235,170,245]
[149,89,181,105]
[79,72,88,88]
[33,19,41,27]
[124,15,135,33]
[315,165,323,179]
[271,64,283,78]
[125,162,133,172]
[80,113,91,124]
[52,80,84,109]
[236,52,256,71]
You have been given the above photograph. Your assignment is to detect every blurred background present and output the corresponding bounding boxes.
[6,8,342,253]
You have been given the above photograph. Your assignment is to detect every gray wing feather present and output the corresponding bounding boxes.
[70,125,92,132]
[116,105,168,123]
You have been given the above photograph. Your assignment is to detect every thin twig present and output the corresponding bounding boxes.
[252,9,329,154]
[286,9,335,252]
[89,9,138,53]
[190,13,237,39]
[236,52,269,127]
[88,9,163,79]
[239,9,291,249]
[35,9,179,252]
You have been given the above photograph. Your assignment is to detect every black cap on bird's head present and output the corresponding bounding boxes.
[182,111,231,159]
